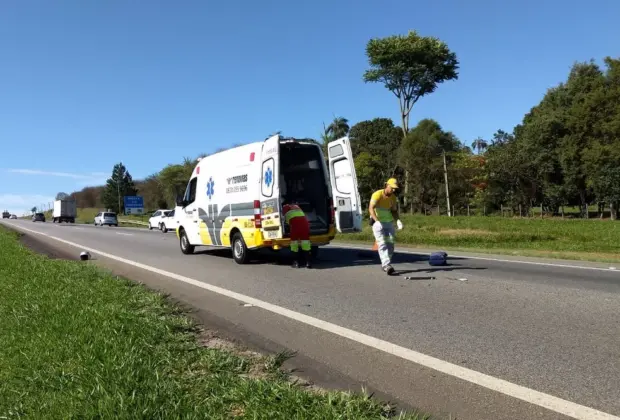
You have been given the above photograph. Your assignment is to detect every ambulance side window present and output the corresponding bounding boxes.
[184,177,197,205]
[261,158,274,197]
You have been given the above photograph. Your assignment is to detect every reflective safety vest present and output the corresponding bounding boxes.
[282,204,305,223]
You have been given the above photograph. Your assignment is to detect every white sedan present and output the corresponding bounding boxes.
[159,209,178,233]
[148,209,172,230]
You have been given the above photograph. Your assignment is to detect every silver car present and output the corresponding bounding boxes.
[32,212,46,222]
[94,211,118,227]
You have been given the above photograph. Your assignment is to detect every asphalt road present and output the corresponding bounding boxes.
[3,219,620,420]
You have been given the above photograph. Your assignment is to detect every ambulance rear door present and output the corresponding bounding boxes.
[260,134,283,240]
[327,136,363,233]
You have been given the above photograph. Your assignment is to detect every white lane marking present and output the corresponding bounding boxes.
[115,232,133,236]
[7,224,619,420]
[333,244,620,273]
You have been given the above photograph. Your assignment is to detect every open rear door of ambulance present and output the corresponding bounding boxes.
[327,136,363,233]
[259,134,283,241]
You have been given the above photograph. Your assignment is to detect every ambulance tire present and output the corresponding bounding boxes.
[231,232,250,265]
[179,229,195,255]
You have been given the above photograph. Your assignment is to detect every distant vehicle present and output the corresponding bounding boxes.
[94,211,118,227]
[2,210,9,219]
[175,134,362,264]
[32,212,46,222]
[9,214,17,219]
[52,198,77,223]
[148,209,172,230]
[159,209,177,233]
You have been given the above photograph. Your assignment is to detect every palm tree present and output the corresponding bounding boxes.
[471,137,488,155]
[326,116,349,140]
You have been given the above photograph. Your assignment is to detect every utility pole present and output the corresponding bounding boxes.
[116,161,122,215]
[117,178,121,215]
[443,150,451,217]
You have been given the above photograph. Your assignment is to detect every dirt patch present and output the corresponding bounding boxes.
[438,228,498,237]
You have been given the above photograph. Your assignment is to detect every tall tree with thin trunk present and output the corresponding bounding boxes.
[363,30,459,136]
[363,30,459,211]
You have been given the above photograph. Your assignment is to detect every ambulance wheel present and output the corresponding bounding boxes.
[231,232,249,264]
[180,229,195,255]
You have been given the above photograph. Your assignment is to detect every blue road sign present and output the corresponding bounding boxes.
[123,196,144,215]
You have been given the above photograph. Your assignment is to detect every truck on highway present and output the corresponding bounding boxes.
[2,210,10,219]
[175,134,362,264]
[52,198,77,223]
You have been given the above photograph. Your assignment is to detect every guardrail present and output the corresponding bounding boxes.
[118,218,149,226]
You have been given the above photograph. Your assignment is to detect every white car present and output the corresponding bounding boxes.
[159,209,178,233]
[94,211,118,227]
[148,209,172,230]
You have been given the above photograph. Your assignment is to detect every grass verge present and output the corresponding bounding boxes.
[342,215,620,263]
[0,226,424,419]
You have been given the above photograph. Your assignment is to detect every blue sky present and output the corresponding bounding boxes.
[1,0,619,215]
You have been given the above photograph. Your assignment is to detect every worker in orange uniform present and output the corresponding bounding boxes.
[282,201,312,269]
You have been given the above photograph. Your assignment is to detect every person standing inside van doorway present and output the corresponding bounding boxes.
[368,178,403,275]
[282,202,312,269]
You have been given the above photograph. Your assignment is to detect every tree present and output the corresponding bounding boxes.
[491,129,513,146]
[137,174,168,210]
[55,192,70,200]
[326,116,350,139]
[102,162,138,214]
[354,152,385,209]
[348,118,403,198]
[320,122,332,158]
[558,61,605,217]
[471,137,488,155]
[583,57,620,219]
[31,206,37,214]
[398,119,462,213]
[363,30,459,136]
[158,158,196,205]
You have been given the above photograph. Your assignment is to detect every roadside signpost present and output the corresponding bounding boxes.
[123,196,144,215]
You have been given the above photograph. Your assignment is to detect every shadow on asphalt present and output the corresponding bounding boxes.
[393,266,487,275]
[191,247,489,272]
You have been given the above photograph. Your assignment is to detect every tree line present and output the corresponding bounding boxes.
[67,31,620,220]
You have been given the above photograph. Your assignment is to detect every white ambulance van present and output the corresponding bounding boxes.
[175,134,362,264]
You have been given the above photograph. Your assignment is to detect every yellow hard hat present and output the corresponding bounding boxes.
[386,178,399,189]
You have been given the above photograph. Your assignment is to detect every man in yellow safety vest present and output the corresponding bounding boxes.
[282,201,312,269]
[368,178,403,275]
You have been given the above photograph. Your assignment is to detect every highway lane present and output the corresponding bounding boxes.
[3,219,620,420]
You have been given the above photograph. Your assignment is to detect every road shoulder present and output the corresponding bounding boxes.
[5,222,580,420]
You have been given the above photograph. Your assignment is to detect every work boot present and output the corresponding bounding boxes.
[292,255,300,268]
[303,251,312,269]
[383,264,395,275]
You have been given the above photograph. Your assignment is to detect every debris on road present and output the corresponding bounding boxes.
[429,251,448,266]
[403,275,436,280]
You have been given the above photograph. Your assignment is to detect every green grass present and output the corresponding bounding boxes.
[343,214,620,263]
[0,227,424,420]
